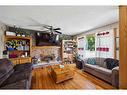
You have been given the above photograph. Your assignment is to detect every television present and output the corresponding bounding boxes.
[35,32,60,46]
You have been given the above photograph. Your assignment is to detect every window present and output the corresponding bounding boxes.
[86,34,95,51]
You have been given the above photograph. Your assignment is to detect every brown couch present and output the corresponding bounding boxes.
[0,58,32,89]
[82,57,119,88]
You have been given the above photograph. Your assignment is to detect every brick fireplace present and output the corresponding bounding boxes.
[31,46,61,62]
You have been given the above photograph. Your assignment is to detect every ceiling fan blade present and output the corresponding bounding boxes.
[43,25,52,29]
[53,28,61,30]
[54,30,62,34]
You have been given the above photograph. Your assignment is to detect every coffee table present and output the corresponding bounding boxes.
[51,64,74,83]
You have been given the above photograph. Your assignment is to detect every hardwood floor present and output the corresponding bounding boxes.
[31,64,115,89]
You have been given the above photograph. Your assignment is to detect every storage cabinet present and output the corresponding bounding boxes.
[4,35,32,65]
[4,36,32,57]
[51,65,74,83]
[19,57,31,64]
[10,58,19,65]
[10,57,31,65]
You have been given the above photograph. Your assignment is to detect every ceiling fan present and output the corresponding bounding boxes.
[27,17,62,34]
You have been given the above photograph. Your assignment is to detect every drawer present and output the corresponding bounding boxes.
[10,59,19,65]
[57,73,66,79]
[20,58,31,64]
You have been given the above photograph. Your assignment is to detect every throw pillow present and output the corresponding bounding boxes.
[104,58,119,70]
[103,61,107,68]
[87,58,96,65]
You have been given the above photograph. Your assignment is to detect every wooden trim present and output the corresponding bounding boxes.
[119,6,127,89]
[61,40,64,63]
[78,37,84,40]
[10,57,31,60]
[30,38,32,57]
[114,28,117,60]
[32,46,61,49]
[5,35,31,40]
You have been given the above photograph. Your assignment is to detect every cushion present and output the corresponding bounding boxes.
[95,58,102,65]
[1,70,31,87]
[94,66,112,76]
[85,64,99,70]
[14,62,32,72]
[85,64,112,76]
[0,69,14,87]
[102,61,107,68]
[87,58,96,65]
[104,58,119,70]
[95,58,106,68]
[0,80,29,89]
[0,58,14,86]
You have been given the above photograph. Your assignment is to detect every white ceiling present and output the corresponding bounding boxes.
[0,6,118,35]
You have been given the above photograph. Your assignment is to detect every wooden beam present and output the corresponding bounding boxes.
[119,6,127,89]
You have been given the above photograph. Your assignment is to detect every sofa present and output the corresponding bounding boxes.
[0,58,33,89]
[82,57,119,88]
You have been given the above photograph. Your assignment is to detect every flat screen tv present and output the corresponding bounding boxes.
[35,32,60,46]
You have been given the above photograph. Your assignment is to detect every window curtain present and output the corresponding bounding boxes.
[96,29,114,58]
[77,37,85,60]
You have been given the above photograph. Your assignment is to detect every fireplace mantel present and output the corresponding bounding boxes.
[32,46,61,49]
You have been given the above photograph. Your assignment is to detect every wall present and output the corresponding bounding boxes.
[8,27,73,46]
[76,22,118,37]
[0,22,6,58]
[76,22,119,59]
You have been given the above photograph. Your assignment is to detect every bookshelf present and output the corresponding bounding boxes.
[61,40,76,64]
[4,35,32,65]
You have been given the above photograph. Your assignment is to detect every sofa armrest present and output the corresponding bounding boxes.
[13,63,33,75]
[111,66,119,88]
[82,58,88,69]
[14,62,33,70]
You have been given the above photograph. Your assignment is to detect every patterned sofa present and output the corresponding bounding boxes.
[82,57,119,88]
[0,58,32,89]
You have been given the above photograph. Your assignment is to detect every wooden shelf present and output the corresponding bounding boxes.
[62,40,76,63]
[9,50,30,52]
[5,35,31,40]
[10,57,31,60]
[9,57,31,59]
[32,46,61,49]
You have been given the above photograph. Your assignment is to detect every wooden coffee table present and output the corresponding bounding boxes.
[51,64,74,83]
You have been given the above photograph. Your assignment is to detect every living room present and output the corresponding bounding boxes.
[0,5,127,90]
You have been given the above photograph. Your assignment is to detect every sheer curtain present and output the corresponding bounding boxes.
[96,29,114,58]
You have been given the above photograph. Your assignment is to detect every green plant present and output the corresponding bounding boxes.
[6,40,19,49]
[86,35,95,51]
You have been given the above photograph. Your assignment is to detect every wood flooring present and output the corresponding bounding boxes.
[31,64,115,89]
